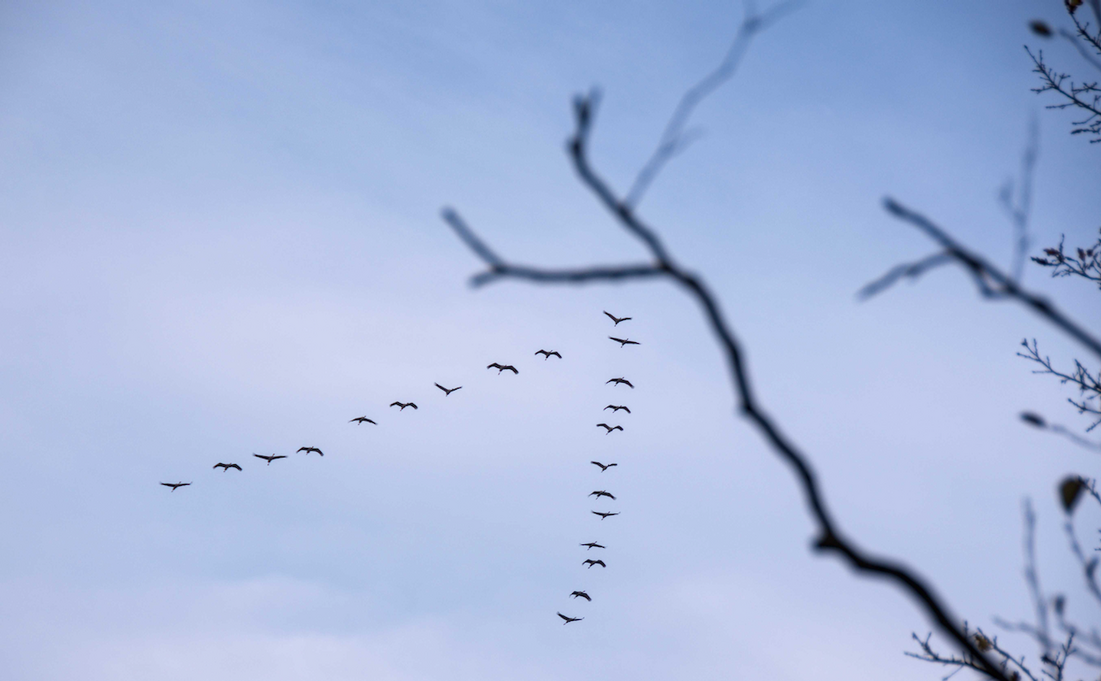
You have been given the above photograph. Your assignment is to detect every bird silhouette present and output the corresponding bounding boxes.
[580,541,606,550]
[603,311,631,326]
[589,490,616,500]
[297,446,324,456]
[604,405,630,413]
[557,612,583,624]
[487,363,518,374]
[606,377,634,388]
[253,453,287,465]
[592,511,619,520]
[534,349,562,360]
[435,383,461,396]
[596,423,623,434]
[160,482,191,491]
[350,416,377,425]
[570,591,592,601]
[590,461,618,472]
[583,559,607,568]
[390,402,417,410]
[609,336,640,347]
[213,463,242,471]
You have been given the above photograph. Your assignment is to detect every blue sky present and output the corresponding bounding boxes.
[1,1,1099,679]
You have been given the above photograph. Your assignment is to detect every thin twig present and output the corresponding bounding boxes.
[625,0,803,208]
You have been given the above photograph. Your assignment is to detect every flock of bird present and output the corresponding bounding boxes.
[159,309,640,627]
[555,310,638,626]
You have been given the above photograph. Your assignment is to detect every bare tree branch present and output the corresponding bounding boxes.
[857,251,953,300]
[446,83,1016,681]
[907,627,1040,681]
[1018,339,1101,431]
[625,0,803,208]
[999,116,1039,283]
[879,199,1101,362]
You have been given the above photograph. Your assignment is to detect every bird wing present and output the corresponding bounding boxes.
[390,402,402,407]
[408,403,417,409]
[160,482,173,487]
[253,454,268,460]
[607,493,616,500]
[609,336,625,343]
[229,464,241,470]
[596,423,609,429]
[213,463,224,469]
[625,339,639,345]
[557,612,569,621]
[316,449,324,456]
[613,426,623,431]
[296,447,308,452]
[272,455,286,460]
[623,380,633,388]
[506,365,518,373]
[606,463,617,468]
[487,363,500,370]
[604,311,616,322]
[367,418,377,423]
[622,407,631,413]
[595,560,605,566]
[551,351,561,357]
[590,461,605,470]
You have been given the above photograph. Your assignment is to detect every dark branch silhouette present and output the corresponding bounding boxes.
[444,53,1015,681]
[873,198,1101,363]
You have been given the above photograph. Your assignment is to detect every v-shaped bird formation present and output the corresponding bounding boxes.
[157,309,641,627]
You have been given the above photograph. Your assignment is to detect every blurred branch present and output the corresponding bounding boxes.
[999,117,1038,282]
[625,0,803,208]
[874,199,1101,363]
[446,41,1015,681]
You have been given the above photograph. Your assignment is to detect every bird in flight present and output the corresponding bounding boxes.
[606,377,634,388]
[213,463,242,472]
[350,416,377,425]
[557,612,584,624]
[534,349,562,360]
[596,423,623,434]
[609,336,640,347]
[583,559,607,568]
[590,461,617,472]
[297,446,324,456]
[487,363,518,374]
[570,591,592,601]
[435,383,461,396]
[604,311,631,326]
[589,490,616,500]
[592,511,619,520]
[160,482,191,491]
[580,541,606,550]
[604,405,630,414]
[253,453,287,465]
[390,402,417,410]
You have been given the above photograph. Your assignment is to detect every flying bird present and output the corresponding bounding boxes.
[213,463,242,471]
[580,541,606,550]
[603,311,631,326]
[350,416,377,425]
[609,336,640,347]
[606,377,634,388]
[590,461,618,472]
[435,383,462,396]
[253,453,287,465]
[589,490,616,500]
[604,405,630,414]
[390,402,417,410]
[557,612,583,624]
[160,482,191,491]
[583,559,607,568]
[534,350,562,360]
[596,423,623,434]
[297,446,324,456]
[570,591,592,601]
[592,511,619,520]
[487,363,518,374]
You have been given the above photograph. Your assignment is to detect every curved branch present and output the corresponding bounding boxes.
[882,198,1101,362]
[444,87,1014,681]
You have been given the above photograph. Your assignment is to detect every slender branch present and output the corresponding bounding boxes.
[907,627,1040,681]
[858,251,953,300]
[624,0,802,208]
[880,199,1101,362]
[1018,339,1101,431]
[1064,515,1101,607]
[1024,499,1054,656]
[999,116,1038,283]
